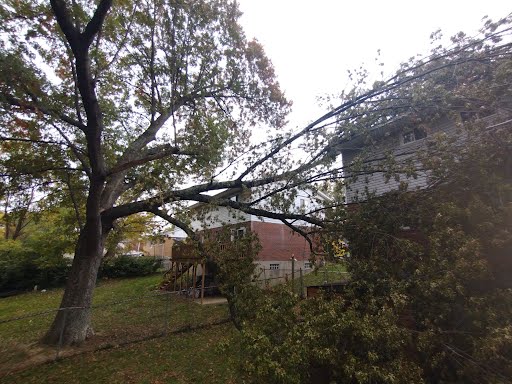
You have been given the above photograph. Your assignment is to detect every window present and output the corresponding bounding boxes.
[402,127,427,144]
[230,227,246,241]
[304,262,312,269]
[300,198,305,208]
[269,263,280,270]
[460,108,493,122]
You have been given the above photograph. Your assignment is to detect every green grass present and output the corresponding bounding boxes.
[282,262,349,296]
[0,267,349,382]
[0,274,236,382]
[2,323,238,384]
[302,262,349,286]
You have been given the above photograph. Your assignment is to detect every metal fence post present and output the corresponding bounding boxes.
[163,292,171,336]
[56,308,68,360]
[291,257,295,294]
[300,268,304,299]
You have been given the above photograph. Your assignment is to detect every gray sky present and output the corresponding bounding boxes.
[238,1,511,129]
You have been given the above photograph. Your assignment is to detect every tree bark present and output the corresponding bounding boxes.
[42,224,103,345]
[43,0,112,346]
[43,181,106,346]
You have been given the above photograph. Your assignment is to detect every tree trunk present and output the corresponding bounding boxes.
[43,187,106,346]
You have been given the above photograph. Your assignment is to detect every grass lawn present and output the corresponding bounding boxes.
[2,323,239,384]
[302,262,348,286]
[0,274,236,382]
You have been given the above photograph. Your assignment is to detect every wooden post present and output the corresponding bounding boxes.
[201,261,206,305]
[172,262,177,292]
[168,261,174,291]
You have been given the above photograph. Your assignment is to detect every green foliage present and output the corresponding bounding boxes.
[0,239,70,292]
[99,256,161,278]
[200,228,262,329]
[235,129,512,383]
[232,17,512,383]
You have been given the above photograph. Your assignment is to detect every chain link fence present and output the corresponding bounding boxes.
[254,265,350,297]
[1,263,348,375]
[0,289,230,375]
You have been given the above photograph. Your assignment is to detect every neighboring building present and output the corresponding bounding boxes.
[339,110,511,203]
[188,187,331,278]
[142,235,175,258]
[140,233,186,269]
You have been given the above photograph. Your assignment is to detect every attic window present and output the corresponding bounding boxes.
[402,127,427,144]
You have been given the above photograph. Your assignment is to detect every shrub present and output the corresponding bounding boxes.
[99,256,161,278]
[0,240,70,292]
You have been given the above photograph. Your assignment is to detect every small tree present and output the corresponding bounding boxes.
[198,228,262,330]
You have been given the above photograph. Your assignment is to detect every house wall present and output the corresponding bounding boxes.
[190,205,251,230]
[142,237,174,257]
[188,188,325,271]
[343,117,457,203]
[251,221,311,262]
[255,259,313,286]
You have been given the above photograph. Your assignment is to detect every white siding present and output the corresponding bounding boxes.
[344,117,456,202]
[190,206,250,230]
[190,188,326,229]
[250,189,322,225]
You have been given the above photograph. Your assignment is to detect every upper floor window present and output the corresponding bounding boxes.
[460,108,493,123]
[230,227,246,241]
[402,127,427,144]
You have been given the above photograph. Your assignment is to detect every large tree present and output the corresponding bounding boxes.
[0,0,298,345]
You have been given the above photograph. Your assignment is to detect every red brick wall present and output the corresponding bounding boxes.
[251,221,311,262]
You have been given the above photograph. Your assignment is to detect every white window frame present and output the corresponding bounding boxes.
[230,227,246,241]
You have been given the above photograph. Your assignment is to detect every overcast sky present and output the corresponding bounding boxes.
[237,1,511,129]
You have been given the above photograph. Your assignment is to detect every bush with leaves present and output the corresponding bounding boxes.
[0,208,77,292]
[0,239,70,292]
[235,122,512,383]
[99,256,161,278]
[199,228,263,329]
